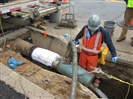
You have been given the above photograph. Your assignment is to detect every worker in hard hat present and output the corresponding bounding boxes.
[73,15,118,72]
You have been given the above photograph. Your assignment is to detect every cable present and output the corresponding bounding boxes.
[110,75,132,99]
[111,76,133,86]
[0,18,6,50]
[125,84,130,99]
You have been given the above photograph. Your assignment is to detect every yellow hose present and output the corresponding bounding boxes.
[111,76,133,86]
[125,85,130,99]
[111,76,133,99]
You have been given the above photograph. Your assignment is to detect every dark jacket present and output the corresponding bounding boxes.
[75,25,117,57]
[124,0,128,4]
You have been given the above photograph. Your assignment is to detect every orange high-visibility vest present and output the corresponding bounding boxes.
[82,28,102,54]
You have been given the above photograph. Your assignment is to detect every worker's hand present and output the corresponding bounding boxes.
[112,56,118,63]
[73,40,79,47]
[86,31,90,40]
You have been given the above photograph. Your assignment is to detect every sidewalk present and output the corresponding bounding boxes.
[0,63,55,99]
[106,20,133,66]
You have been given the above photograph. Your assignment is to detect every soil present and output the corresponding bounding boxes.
[0,80,29,99]
[0,51,98,99]
[1,50,133,99]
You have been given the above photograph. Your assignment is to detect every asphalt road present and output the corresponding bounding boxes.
[69,0,125,22]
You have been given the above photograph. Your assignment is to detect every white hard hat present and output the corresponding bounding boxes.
[88,15,101,31]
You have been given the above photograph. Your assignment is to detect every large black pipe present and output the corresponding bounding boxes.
[13,38,35,58]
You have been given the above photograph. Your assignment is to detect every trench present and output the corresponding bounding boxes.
[22,47,133,99]
[23,55,133,99]
[0,28,133,99]
[98,63,133,99]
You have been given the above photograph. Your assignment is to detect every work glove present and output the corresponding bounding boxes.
[73,40,79,47]
[8,57,23,69]
[63,33,69,37]
[86,31,90,40]
[9,63,17,69]
[112,56,118,63]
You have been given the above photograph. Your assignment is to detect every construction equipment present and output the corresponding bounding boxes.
[0,0,70,34]
[0,0,69,20]
[58,13,77,28]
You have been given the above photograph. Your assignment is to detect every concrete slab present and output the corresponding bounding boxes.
[0,63,55,99]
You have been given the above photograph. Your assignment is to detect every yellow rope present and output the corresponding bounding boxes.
[125,84,130,99]
[111,76,133,99]
[111,76,133,86]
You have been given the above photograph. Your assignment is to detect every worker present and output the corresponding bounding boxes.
[116,0,133,47]
[73,15,118,72]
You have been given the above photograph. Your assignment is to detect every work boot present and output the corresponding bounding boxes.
[116,37,126,42]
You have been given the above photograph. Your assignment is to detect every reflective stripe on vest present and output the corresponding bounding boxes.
[127,0,133,8]
[82,28,101,53]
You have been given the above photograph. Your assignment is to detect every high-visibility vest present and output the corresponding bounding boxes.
[82,28,102,54]
[127,0,133,8]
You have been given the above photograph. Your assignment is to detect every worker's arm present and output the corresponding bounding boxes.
[124,0,127,4]
[101,27,117,57]
[75,26,87,41]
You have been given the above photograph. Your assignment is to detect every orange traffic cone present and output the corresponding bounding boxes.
[62,0,68,2]
[44,31,48,38]
[130,18,133,26]
[117,18,133,30]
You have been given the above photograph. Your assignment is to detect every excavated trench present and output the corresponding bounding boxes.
[0,27,133,99]
[25,57,133,99]
[24,55,133,99]
[98,63,133,99]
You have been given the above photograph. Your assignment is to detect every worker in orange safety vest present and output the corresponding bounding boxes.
[73,15,118,72]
